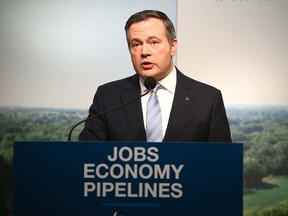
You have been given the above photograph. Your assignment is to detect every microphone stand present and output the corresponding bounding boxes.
[67,90,151,141]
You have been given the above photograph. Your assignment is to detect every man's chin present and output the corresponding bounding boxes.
[139,70,158,79]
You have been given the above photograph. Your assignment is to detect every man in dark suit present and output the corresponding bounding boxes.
[79,10,231,142]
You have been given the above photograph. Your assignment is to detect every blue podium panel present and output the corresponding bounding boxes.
[13,142,243,216]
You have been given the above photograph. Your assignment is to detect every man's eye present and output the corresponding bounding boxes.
[150,40,160,47]
[132,43,140,47]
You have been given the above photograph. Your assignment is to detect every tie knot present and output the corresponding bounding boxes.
[152,83,161,93]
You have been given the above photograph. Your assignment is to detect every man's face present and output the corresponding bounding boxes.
[127,18,177,82]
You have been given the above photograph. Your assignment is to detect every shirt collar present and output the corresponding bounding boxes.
[139,66,177,94]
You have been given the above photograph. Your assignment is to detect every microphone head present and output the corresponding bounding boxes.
[144,77,157,90]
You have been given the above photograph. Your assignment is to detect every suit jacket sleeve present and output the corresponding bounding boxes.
[78,86,108,141]
[208,90,232,142]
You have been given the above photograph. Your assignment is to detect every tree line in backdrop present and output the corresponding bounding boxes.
[0,106,288,215]
[228,107,288,187]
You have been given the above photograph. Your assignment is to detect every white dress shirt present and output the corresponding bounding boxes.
[139,66,177,137]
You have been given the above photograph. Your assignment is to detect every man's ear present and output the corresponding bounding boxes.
[171,39,178,56]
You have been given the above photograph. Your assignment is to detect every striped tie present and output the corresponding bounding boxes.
[146,84,163,142]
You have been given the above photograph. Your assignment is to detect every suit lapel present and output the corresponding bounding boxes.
[121,75,146,141]
[164,70,195,141]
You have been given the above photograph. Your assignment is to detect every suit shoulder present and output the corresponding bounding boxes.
[178,71,220,93]
[98,74,139,91]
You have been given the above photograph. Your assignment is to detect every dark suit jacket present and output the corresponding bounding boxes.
[79,68,232,142]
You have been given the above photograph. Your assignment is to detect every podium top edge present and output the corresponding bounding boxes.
[14,141,243,145]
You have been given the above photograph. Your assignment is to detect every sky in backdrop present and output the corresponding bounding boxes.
[0,0,176,109]
[0,0,287,109]
[177,0,288,107]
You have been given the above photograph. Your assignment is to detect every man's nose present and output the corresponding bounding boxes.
[141,43,151,58]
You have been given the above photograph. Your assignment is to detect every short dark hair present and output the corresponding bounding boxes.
[125,10,176,47]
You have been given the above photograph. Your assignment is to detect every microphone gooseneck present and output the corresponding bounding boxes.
[68,76,157,141]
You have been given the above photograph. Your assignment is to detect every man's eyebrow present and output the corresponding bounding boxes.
[130,36,160,42]
[130,38,141,42]
[147,36,161,40]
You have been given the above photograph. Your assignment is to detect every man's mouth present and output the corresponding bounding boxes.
[141,61,154,69]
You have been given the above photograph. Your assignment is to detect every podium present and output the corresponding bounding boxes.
[13,142,243,215]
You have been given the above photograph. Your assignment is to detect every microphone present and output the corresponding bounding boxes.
[67,76,157,141]
[144,76,157,90]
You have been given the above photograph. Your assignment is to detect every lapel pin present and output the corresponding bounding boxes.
[184,96,190,102]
